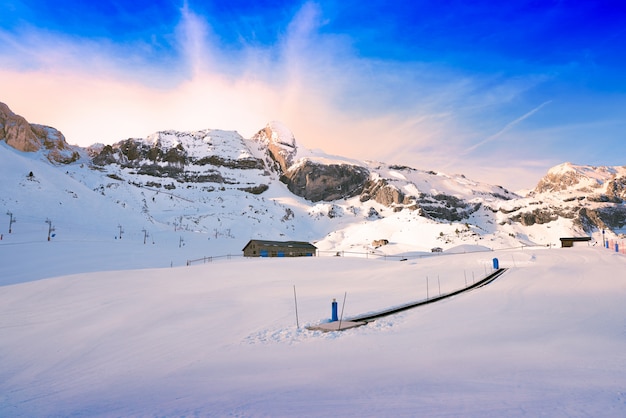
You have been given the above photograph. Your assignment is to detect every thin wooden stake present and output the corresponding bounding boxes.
[293,285,300,329]
[338,291,347,331]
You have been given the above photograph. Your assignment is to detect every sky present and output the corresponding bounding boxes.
[1,0,626,190]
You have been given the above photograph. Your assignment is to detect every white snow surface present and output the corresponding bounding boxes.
[2,244,626,417]
[2,137,626,416]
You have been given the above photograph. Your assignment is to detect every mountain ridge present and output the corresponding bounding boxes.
[2,101,625,269]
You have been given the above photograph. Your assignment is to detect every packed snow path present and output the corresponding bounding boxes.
[349,268,508,323]
[308,268,509,331]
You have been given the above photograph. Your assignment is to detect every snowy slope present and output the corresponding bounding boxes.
[1,246,626,417]
[2,125,621,286]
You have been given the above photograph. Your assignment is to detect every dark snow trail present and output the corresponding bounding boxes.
[348,268,508,323]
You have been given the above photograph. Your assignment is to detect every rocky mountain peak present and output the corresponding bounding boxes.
[252,121,298,173]
[249,122,372,202]
[0,101,79,164]
[0,102,40,153]
[534,162,619,194]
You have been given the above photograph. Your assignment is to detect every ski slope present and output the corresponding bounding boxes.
[1,246,626,417]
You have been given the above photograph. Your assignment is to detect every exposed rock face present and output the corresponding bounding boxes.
[91,130,266,186]
[372,239,389,248]
[359,176,488,220]
[0,102,40,152]
[534,162,612,194]
[604,177,626,203]
[252,121,298,173]
[92,138,188,168]
[523,163,626,232]
[510,207,576,226]
[575,206,626,233]
[536,170,587,193]
[419,193,480,221]
[281,160,370,202]
[0,102,79,163]
[360,179,407,206]
[251,121,371,202]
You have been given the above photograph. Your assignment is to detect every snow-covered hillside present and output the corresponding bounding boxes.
[4,122,626,285]
[3,100,626,270]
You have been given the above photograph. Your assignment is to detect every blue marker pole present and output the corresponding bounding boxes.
[331,298,338,322]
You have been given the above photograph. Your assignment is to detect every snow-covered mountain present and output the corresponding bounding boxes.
[513,162,626,235]
[5,102,626,417]
[1,101,624,277]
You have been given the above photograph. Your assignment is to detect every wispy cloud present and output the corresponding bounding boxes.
[462,100,553,155]
[2,2,609,190]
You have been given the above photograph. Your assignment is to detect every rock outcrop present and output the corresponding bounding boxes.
[534,162,614,194]
[92,138,188,168]
[360,179,410,206]
[0,102,79,164]
[253,121,370,202]
[372,239,389,248]
[90,130,266,186]
[281,160,370,202]
[604,176,626,203]
[252,121,298,173]
[507,163,626,233]
[0,102,40,152]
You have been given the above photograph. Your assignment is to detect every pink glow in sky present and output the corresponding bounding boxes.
[2,2,625,191]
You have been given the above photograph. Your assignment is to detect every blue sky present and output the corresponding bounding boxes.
[1,1,625,189]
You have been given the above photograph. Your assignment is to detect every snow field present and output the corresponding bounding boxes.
[1,246,626,417]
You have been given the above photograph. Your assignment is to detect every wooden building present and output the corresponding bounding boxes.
[559,236,592,248]
[242,240,317,257]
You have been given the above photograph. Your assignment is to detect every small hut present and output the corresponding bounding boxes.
[242,240,317,257]
[559,236,592,248]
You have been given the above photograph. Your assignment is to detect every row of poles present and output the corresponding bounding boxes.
[602,230,625,254]
[291,263,494,330]
[604,239,625,254]
[2,212,55,242]
[3,213,177,246]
